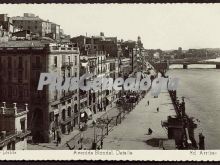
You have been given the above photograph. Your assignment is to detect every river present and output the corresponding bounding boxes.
[167,60,220,149]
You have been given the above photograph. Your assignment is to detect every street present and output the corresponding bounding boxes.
[102,89,176,150]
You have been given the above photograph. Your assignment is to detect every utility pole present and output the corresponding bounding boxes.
[92,120,97,149]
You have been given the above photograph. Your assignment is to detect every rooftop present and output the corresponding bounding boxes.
[11,16,44,22]
[0,40,48,48]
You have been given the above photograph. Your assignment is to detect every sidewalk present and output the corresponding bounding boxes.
[27,101,120,150]
[102,89,176,150]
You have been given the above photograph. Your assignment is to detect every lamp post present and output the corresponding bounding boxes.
[80,133,84,150]
[92,119,97,149]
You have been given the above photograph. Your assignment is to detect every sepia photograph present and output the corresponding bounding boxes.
[0,4,219,160]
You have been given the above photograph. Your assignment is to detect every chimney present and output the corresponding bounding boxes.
[100,32,104,37]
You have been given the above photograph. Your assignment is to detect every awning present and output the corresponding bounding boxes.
[85,108,92,116]
[54,109,59,115]
[83,108,92,117]
[106,97,111,102]
[81,62,88,67]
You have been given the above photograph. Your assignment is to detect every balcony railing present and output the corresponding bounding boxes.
[61,62,74,70]
[60,91,76,101]
[50,46,79,53]
[0,129,31,144]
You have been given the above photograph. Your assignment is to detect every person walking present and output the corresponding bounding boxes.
[100,140,103,149]
[157,107,159,112]
[148,128,153,135]
[67,125,71,135]
[147,100,149,106]
[56,130,61,146]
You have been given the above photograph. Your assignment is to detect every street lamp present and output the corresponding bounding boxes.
[92,119,97,149]
[80,133,84,150]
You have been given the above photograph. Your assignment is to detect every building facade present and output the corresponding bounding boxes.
[0,102,30,150]
[0,41,80,143]
[11,13,52,38]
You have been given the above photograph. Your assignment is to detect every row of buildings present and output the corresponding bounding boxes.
[0,13,145,149]
[0,13,69,42]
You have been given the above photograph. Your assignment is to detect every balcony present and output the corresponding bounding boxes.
[80,94,87,103]
[61,62,74,70]
[60,115,75,125]
[0,130,31,146]
[60,91,76,101]
[49,46,79,53]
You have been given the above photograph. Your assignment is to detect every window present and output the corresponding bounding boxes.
[75,56,77,65]
[18,57,22,68]
[36,56,40,67]
[54,90,58,100]
[49,112,54,122]
[62,70,65,77]
[68,69,71,77]
[25,61,28,79]
[54,56,57,67]
[8,57,12,68]
[68,56,70,64]
[20,118,26,132]
[18,71,22,83]
[62,109,66,121]
[19,86,23,99]
[8,71,12,82]
[13,87,17,97]
[7,142,15,150]
[24,89,29,97]
[8,86,12,98]
[68,107,71,117]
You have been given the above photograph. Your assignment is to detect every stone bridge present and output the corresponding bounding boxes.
[150,60,220,71]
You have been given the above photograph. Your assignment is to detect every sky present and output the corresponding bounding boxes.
[1,4,220,50]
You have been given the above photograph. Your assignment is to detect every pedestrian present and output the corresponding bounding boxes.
[56,130,61,146]
[148,128,153,135]
[67,125,71,135]
[157,107,159,112]
[100,140,103,149]
[147,100,149,106]
[199,133,205,150]
[59,136,61,144]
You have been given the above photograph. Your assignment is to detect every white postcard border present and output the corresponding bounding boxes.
[0,150,219,161]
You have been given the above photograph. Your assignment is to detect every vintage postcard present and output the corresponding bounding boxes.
[0,3,219,161]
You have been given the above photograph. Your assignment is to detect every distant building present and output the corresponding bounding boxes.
[51,23,60,40]
[0,14,14,33]
[12,30,31,40]
[120,58,132,76]
[121,40,138,72]
[0,102,30,150]
[11,13,53,38]
[0,41,80,143]
[70,33,118,58]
